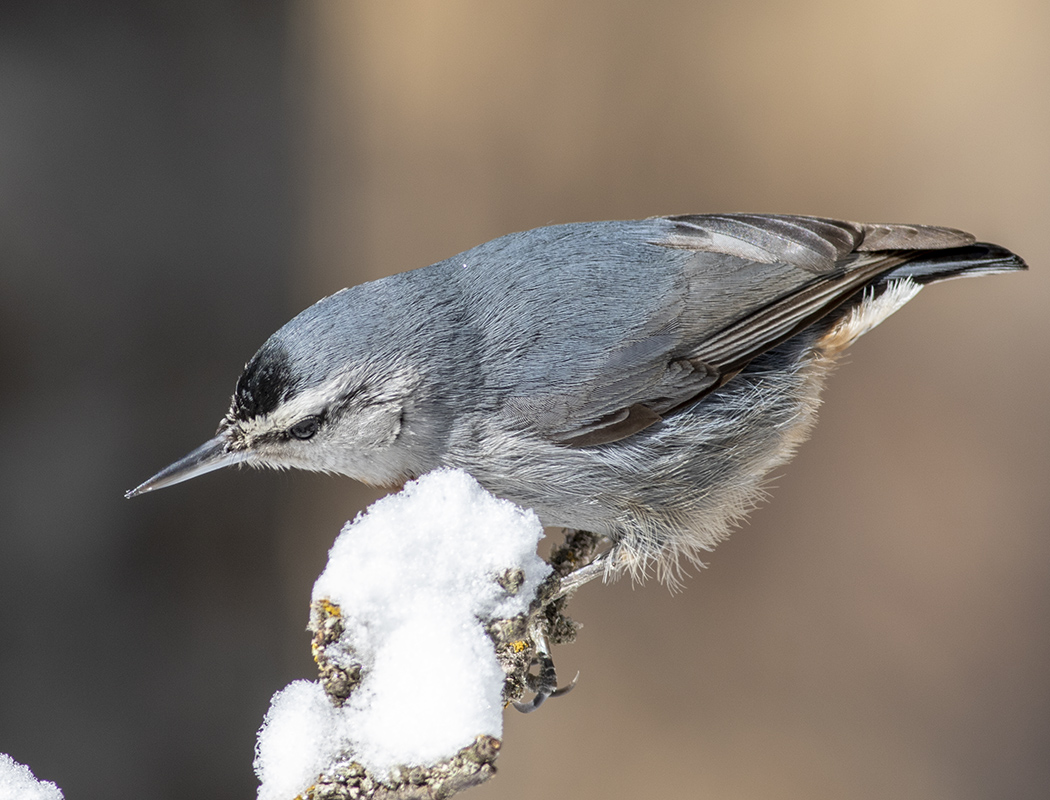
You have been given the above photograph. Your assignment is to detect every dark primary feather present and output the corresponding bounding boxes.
[880,242,1026,282]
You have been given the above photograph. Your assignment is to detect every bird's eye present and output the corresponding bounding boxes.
[289,416,321,440]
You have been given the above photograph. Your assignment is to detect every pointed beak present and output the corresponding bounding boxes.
[125,434,249,498]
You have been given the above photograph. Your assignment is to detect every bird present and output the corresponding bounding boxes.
[127,213,1025,583]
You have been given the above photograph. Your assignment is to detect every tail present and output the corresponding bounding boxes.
[881,242,1028,285]
[816,241,1026,357]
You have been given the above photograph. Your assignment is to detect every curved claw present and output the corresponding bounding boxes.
[549,671,579,699]
[512,650,579,713]
[512,694,546,713]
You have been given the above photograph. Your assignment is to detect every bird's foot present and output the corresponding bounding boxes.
[512,640,578,713]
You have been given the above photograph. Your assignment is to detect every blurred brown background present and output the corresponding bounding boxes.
[1,2,1047,798]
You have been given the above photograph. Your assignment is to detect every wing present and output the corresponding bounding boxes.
[508,213,973,447]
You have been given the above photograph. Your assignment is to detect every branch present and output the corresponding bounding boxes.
[254,470,603,800]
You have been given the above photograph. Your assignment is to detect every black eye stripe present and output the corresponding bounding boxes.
[289,416,321,440]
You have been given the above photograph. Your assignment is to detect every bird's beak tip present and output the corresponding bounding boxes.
[125,435,246,499]
[124,480,159,499]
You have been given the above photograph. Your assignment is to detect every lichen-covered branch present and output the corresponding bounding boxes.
[297,529,602,799]
[253,471,606,800]
[287,734,501,800]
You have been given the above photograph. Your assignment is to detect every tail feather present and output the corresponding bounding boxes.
[881,242,1028,285]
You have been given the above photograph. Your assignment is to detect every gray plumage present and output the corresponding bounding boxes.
[128,214,1026,582]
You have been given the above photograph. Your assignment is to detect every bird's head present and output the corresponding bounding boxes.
[127,300,423,498]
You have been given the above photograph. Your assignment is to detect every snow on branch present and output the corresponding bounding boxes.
[254,469,601,800]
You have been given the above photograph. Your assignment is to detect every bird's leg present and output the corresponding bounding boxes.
[553,551,610,599]
[509,529,605,713]
[547,528,611,600]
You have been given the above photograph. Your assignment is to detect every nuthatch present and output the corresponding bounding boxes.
[128,214,1025,581]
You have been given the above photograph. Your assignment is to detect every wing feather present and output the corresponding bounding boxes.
[509,214,971,447]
